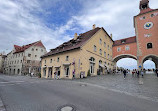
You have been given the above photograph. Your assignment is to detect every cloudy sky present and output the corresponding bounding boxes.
[0,0,158,69]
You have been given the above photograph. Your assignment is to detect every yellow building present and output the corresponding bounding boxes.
[41,25,114,79]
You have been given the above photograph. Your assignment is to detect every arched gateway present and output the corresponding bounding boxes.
[113,0,158,69]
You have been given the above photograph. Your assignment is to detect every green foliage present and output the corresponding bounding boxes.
[87,69,91,76]
[38,73,41,78]
[97,69,100,75]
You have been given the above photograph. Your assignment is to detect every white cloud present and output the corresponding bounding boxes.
[0,0,157,69]
[0,0,74,53]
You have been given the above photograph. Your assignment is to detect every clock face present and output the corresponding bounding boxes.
[144,22,153,29]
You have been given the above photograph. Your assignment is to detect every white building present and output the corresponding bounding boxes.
[3,41,47,75]
[0,54,6,73]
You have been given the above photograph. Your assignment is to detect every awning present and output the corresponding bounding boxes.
[63,63,71,66]
[54,66,61,68]
[99,64,105,68]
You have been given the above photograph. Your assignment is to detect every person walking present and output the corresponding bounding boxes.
[123,69,127,79]
[137,69,140,78]
[132,69,135,77]
[140,69,144,78]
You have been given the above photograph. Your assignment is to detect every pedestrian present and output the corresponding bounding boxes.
[132,69,135,77]
[137,70,140,78]
[123,69,127,79]
[30,72,32,78]
[54,72,58,79]
[140,69,144,78]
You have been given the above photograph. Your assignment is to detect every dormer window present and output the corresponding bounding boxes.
[121,40,126,43]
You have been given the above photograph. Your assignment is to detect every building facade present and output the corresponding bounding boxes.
[4,41,47,75]
[0,54,6,73]
[41,25,114,79]
[113,0,158,69]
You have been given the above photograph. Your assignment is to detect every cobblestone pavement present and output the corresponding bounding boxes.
[74,73,158,102]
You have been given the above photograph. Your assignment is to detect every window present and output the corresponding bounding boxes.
[99,39,102,44]
[94,45,97,52]
[99,49,102,55]
[21,60,22,63]
[32,48,34,51]
[125,46,130,51]
[35,55,37,57]
[108,54,109,59]
[57,57,60,62]
[104,52,106,57]
[99,60,102,65]
[50,59,52,63]
[108,45,110,50]
[41,49,43,52]
[45,60,46,64]
[28,54,31,57]
[104,42,106,48]
[19,54,20,57]
[89,57,95,74]
[143,16,146,19]
[121,40,126,43]
[36,49,38,51]
[147,43,153,49]
[151,14,154,17]
[117,47,121,52]
[66,56,69,61]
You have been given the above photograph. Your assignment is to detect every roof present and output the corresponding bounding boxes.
[42,27,106,58]
[113,36,136,47]
[140,0,149,5]
[14,41,45,54]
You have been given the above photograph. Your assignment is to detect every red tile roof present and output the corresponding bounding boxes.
[139,8,155,15]
[113,36,136,46]
[14,41,45,54]
[42,27,104,58]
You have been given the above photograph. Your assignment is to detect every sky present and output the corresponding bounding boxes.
[0,0,158,69]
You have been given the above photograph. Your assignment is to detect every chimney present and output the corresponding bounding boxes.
[110,34,112,38]
[74,33,78,40]
[93,24,96,29]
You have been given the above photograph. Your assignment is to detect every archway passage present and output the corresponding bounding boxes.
[142,55,158,69]
[113,54,137,70]
[143,60,155,71]
[117,58,137,70]
[113,54,137,63]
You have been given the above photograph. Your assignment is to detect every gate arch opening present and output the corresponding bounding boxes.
[141,55,158,69]
[113,54,137,63]
[113,54,137,70]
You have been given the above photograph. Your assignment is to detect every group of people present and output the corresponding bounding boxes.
[131,69,146,78]
[122,68,158,79]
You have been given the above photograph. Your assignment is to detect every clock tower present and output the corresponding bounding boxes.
[134,0,158,68]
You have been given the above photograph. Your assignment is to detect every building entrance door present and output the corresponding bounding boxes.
[64,66,70,77]
[48,67,52,78]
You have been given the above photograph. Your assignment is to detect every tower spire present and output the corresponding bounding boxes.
[139,0,150,10]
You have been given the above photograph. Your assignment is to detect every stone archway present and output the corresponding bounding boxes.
[141,54,158,69]
[113,54,137,63]
[113,54,137,70]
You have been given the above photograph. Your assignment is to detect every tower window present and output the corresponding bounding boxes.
[151,14,154,17]
[141,4,148,10]
[147,43,153,49]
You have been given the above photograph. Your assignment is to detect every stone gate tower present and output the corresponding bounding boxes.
[134,0,158,68]
[113,0,158,69]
